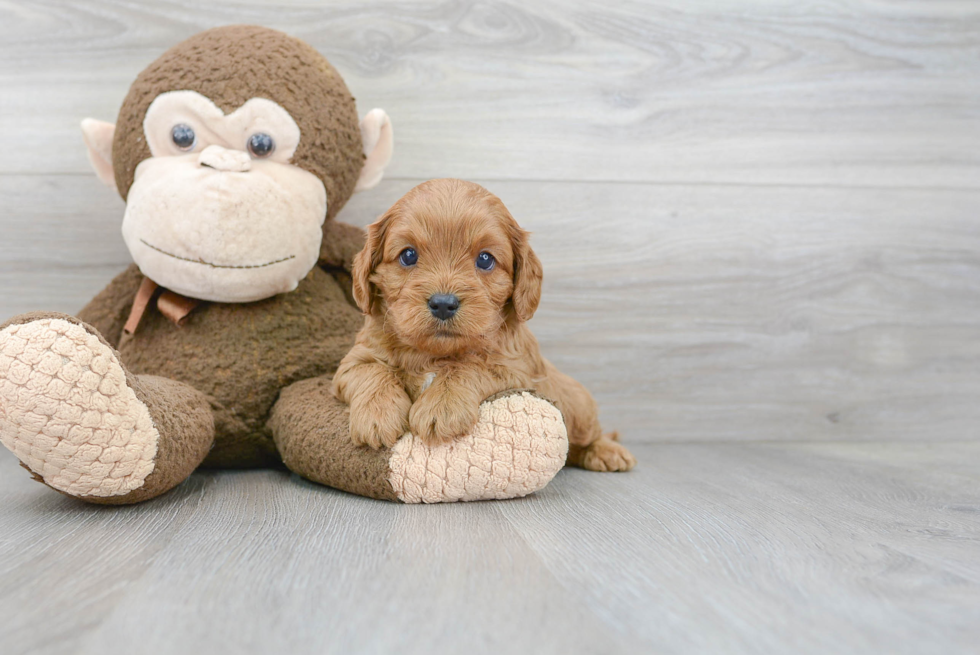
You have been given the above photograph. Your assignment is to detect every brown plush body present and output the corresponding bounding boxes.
[334,179,636,472]
[0,221,369,504]
[79,257,363,469]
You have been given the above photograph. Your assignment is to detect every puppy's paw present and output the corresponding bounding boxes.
[348,388,411,449]
[579,436,637,472]
[409,393,480,447]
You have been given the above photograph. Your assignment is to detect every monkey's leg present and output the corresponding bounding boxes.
[0,313,214,504]
[269,375,399,501]
[268,378,568,503]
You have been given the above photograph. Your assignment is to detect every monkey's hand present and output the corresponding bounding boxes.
[347,386,411,450]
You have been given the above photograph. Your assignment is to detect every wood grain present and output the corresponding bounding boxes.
[0,1,978,187]
[1,443,977,655]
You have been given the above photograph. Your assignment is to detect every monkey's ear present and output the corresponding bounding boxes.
[81,119,117,191]
[354,109,393,193]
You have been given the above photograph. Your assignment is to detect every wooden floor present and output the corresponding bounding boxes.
[1,1,979,653]
[2,444,978,655]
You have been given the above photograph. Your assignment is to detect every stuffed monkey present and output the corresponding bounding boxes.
[0,26,566,504]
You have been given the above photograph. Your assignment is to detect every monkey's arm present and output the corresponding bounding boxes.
[76,264,144,348]
[319,220,366,272]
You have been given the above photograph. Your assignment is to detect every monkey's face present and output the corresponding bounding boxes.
[121,91,327,303]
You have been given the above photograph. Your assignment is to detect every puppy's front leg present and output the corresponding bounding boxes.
[409,365,525,446]
[333,347,411,449]
[409,368,482,446]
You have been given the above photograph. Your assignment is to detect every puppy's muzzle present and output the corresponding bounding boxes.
[428,293,459,321]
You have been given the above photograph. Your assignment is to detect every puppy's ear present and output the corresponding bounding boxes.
[510,223,544,322]
[352,210,395,314]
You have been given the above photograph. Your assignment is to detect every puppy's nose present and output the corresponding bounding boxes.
[428,294,460,321]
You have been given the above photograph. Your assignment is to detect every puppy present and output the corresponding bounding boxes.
[332,178,636,472]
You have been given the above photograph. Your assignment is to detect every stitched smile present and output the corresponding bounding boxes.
[140,239,296,269]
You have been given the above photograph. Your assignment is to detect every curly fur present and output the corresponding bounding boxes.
[332,179,636,471]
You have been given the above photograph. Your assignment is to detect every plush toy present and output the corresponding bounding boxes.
[0,26,567,505]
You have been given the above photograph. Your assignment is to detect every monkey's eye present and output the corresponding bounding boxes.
[171,124,196,151]
[476,251,496,271]
[399,248,418,267]
[247,133,275,158]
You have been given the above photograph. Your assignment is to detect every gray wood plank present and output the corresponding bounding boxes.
[0,0,978,187]
[0,455,639,655]
[3,175,979,443]
[1,442,977,655]
[501,441,980,655]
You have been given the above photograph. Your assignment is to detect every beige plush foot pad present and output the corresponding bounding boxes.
[0,318,158,497]
[388,391,568,503]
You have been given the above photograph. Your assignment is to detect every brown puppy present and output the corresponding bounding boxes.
[333,179,636,472]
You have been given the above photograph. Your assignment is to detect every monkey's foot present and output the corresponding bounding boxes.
[389,390,569,503]
[0,317,159,498]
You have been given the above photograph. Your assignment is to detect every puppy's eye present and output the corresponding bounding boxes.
[476,251,496,271]
[171,124,196,151]
[399,248,418,267]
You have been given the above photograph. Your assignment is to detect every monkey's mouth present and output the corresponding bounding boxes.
[140,239,296,270]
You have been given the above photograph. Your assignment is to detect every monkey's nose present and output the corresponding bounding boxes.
[198,145,251,172]
[428,294,460,321]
